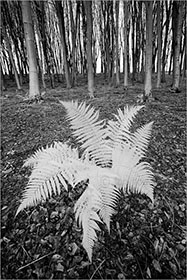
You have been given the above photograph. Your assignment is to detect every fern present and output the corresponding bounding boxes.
[16,101,155,262]
[60,101,111,166]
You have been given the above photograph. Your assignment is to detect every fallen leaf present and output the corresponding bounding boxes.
[152,259,162,273]
[55,263,64,272]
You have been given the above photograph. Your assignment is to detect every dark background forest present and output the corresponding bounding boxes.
[1,0,186,279]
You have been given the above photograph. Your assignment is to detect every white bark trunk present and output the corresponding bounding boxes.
[156,1,162,88]
[22,0,40,98]
[144,1,153,97]
[172,2,185,91]
[84,0,94,98]
[123,1,128,88]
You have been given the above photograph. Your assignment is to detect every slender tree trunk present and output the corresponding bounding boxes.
[172,1,185,91]
[1,65,7,91]
[123,0,128,88]
[152,4,157,74]
[156,0,162,88]
[144,1,153,98]
[110,2,115,86]
[106,2,111,82]
[181,16,186,79]
[135,2,141,77]
[131,4,135,84]
[81,2,87,75]
[69,0,77,86]
[55,1,72,89]
[161,1,172,82]
[22,0,40,98]
[83,0,94,97]
[3,30,22,90]
[140,2,145,82]
[115,0,120,86]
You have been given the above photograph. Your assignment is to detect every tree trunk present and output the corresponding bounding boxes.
[181,16,186,79]
[55,1,72,89]
[69,0,77,86]
[156,0,162,88]
[110,2,115,86]
[140,2,145,83]
[144,1,153,98]
[1,65,7,91]
[161,1,172,82]
[22,0,40,98]
[135,2,141,75]
[172,1,185,91]
[131,3,136,84]
[115,0,120,86]
[83,0,94,98]
[3,30,22,90]
[123,0,128,88]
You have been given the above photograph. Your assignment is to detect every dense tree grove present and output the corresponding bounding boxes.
[1,1,186,279]
[1,0,186,98]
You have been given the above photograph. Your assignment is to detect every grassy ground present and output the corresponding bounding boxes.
[1,74,186,279]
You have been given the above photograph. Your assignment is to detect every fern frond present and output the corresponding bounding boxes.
[107,105,144,148]
[112,145,154,201]
[16,142,84,216]
[24,142,78,168]
[74,167,120,261]
[126,162,154,201]
[60,101,111,166]
[74,184,103,262]
[131,122,154,157]
[89,168,120,231]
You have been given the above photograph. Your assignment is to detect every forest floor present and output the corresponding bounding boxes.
[1,74,186,279]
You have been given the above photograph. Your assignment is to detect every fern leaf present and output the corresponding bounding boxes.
[74,167,120,261]
[112,145,154,201]
[89,168,120,231]
[107,105,144,148]
[126,162,154,201]
[130,122,154,157]
[60,100,111,166]
[74,184,103,262]
[16,142,81,216]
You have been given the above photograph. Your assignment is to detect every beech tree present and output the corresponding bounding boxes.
[144,1,153,98]
[123,0,128,88]
[161,1,172,83]
[84,0,94,98]
[156,0,162,88]
[114,0,120,86]
[22,0,40,98]
[55,1,72,89]
[171,1,185,92]
[1,28,22,91]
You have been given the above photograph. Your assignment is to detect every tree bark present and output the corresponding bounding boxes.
[22,0,40,98]
[161,1,172,82]
[69,0,77,86]
[172,1,185,91]
[115,0,120,86]
[2,29,22,90]
[55,1,72,89]
[156,0,162,88]
[131,3,136,84]
[123,0,128,88]
[83,0,94,98]
[144,1,153,98]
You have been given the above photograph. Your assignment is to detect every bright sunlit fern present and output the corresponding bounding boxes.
[16,101,155,262]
